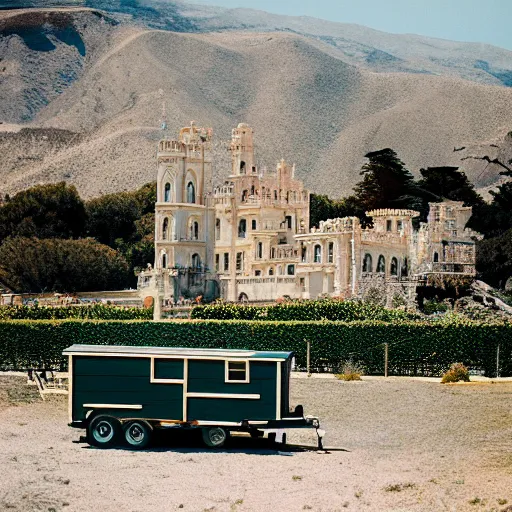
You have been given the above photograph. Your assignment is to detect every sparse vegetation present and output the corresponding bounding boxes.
[384,483,416,492]
[335,360,364,381]
[441,363,470,383]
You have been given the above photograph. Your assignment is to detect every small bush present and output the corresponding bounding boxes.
[335,360,364,381]
[423,300,449,315]
[441,363,470,383]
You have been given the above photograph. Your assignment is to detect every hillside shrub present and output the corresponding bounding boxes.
[441,363,471,383]
[191,300,420,322]
[1,319,510,377]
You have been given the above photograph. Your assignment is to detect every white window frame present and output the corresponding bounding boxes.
[225,359,250,383]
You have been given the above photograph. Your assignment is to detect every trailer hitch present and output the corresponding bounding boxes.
[316,428,326,451]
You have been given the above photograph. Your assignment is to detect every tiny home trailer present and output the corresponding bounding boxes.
[63,344,323,449]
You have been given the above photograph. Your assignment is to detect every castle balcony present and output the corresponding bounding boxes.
[360,272,411,283]
[429,262,476,275]
[230,276,297,286]
[361,231,405,244]
[158,140,184,153]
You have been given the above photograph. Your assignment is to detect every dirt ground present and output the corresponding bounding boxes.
[0,375,511,512]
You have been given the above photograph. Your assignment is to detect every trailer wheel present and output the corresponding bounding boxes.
[123,420,152,449]
[87,415,121,448]
[202,427,228,448]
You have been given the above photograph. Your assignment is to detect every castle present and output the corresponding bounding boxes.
[138,123,480,309]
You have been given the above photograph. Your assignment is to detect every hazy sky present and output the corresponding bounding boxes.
[188,0,512,50]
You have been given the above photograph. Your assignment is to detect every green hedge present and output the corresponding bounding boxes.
[191,300,420,322]
[0,304,152,321]
[1,319,510,377]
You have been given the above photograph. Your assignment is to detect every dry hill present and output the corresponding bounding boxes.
[1,6,512,198]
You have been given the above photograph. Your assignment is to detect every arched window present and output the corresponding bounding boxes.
[162,218,168,240]
[433,252,439,263]
[251,185,255,196]
[164,183,171,202]
[240,161,246,174]
[401,258,408,277]
[193,221,199,240]
[215,218,221,240]
[269,267,274,276]
[162,253,167,269]
[257,242,263,259]
[301,246,307,263]
[363,253,373,273]
[377,255,386,273]
[390,257,398,276]
[187,181,196,203]
[271,247,276,259]
[314,245,322,263]
[328,242,334,263]
[252,219,257,230]
[238,219,247,238]
[191,253,201,269]
[241,190,248,202]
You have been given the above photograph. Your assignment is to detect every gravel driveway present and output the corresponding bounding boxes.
[0,375,511,512]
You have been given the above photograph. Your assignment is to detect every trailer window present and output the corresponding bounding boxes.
[225,360,249,383]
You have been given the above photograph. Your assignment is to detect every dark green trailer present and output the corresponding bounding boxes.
[63,344,323,449]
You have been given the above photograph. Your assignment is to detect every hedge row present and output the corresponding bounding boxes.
[1,319,510,377]
[0,304,152,321]
[191,300,420,322]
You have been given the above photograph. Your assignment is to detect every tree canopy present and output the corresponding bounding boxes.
[0,237,131,293]
[0,182,86,242]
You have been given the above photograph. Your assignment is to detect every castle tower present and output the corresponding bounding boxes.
[230,123,256,177]
[153,122,216,302]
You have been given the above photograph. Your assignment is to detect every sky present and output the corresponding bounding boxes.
[187,0,512,51]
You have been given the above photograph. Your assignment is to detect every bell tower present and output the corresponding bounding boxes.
[152,122,216,304]
[230,123,256,176]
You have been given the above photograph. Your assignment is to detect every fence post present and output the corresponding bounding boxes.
[306,339,311,377]
[496,343,500,378]
[384,343,389,378]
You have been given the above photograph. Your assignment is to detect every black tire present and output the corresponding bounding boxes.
[202,427,228,448]
[123,420,152,449]
[87,415,122,448]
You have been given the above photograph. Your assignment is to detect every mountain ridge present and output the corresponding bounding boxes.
[1,4,512,199]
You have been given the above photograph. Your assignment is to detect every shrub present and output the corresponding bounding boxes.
[0,304,151,321]
[191,300,420,322]
[441,363,470,383]
[335,360,364,381]
[423,300,449,315]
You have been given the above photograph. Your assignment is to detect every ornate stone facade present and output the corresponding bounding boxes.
[137,123,218,312]
[139,123,481,308]
[213,124,309,302]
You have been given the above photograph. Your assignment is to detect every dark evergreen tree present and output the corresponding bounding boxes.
[85,192,140,247]
[0,182,86,242]
[0,237,130,293]
[476,229,512,288]
[352,149,422,225]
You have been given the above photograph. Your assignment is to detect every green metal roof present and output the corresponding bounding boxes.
[63,344,293,360]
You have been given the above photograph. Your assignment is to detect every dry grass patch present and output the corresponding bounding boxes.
[441,363,470,384]
[335,361,364,381]
[384,483,416,492]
